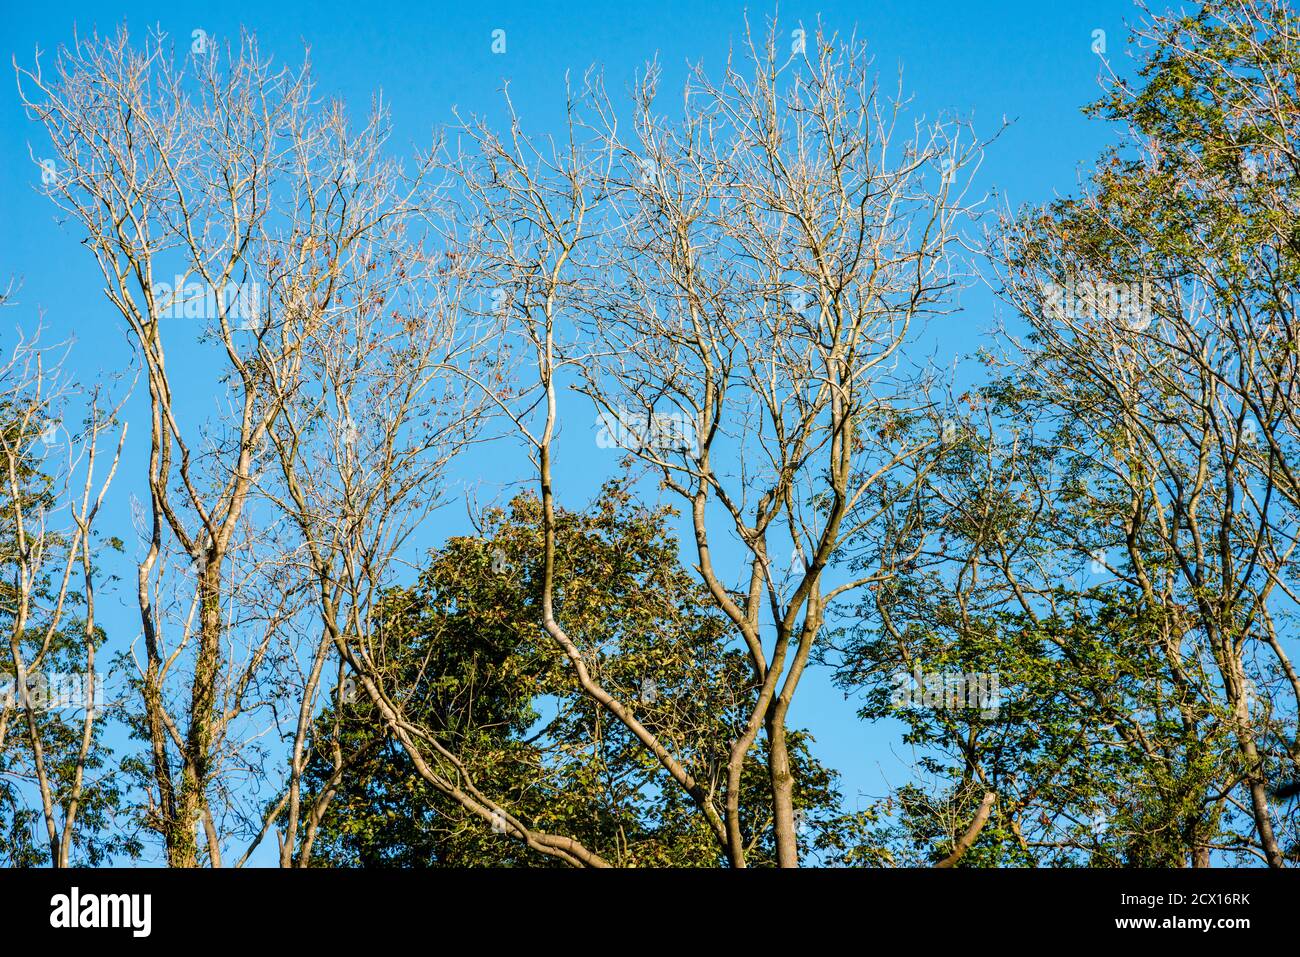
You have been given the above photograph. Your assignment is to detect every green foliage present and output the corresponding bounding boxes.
[303,486,849,866]
[0,404,137,866]
[833,0,1300,867]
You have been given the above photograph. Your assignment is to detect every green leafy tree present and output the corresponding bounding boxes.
[833,409,1237,867]
[301,487,854,866]
[0,379,136,866]
[836,0,1300,867]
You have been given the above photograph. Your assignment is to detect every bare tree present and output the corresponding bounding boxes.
[17,25,351,865]
[246,123,517,867]
[412,58,812,864]
[576,19,984,865]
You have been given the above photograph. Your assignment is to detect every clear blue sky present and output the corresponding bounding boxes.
[1,0,1143,864]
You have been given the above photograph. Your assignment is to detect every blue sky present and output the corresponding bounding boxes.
[1,0,1146,863]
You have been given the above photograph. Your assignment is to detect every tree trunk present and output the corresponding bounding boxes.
[171,554,222,867]
[766,701,798,867]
